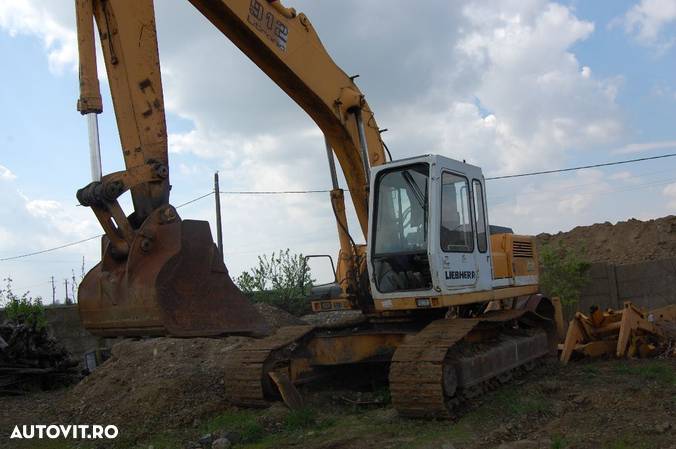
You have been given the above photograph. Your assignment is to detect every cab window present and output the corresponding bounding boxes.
[440,172,473,252]
[473,180,487,253]
[372,163,432,293]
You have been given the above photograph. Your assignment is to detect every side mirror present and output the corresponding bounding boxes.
[303,254,337,287]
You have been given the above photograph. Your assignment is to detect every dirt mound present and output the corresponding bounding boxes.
[60,336,250,440]
[536,215,676,266]
[254,302,307,329]
[57,303,304,442]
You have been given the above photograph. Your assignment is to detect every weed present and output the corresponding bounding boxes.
[580,365,600,376]
[614,361,676,385]
[202,410,265,443]
[550,434,567,449]
[488,388,551,417]
[604,439,651,449]
[284,407,316,431]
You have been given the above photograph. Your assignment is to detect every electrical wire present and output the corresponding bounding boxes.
[0,235,102,262]
[485,152,676,180]
[1,190,215,262]
[220,190,330,195]
[174,191,214,208]
[4,152,675,261]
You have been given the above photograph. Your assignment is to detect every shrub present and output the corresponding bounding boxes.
[0,277,47,329]
[540,243,591,307]
[236,249,314,316]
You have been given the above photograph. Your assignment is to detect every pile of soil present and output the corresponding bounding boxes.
[536,215,676,265]
[56,303,306,441]
[60,337,251,439]
[253,302,307,329]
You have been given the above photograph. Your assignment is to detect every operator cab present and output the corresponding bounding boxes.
[367,155,493,301]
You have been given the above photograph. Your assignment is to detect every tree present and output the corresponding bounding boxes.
[0,277,47,330]
[539,243,591,307]
[236,249,313,316]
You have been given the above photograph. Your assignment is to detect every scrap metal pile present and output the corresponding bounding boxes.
[560,302,676,363]
[0,320,79,394]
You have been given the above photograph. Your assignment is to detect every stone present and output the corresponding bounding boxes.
[655,422,672,434]
[218,430,242,444]
[198,433,213,447]
[572,395,588,405]
[211,438,231,449]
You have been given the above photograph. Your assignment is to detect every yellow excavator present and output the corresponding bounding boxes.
[74,0,562,417]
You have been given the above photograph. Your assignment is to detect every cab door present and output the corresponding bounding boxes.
[437,170,479,289]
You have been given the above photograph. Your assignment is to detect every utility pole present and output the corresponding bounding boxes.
[64,279,70,305]
[214,171,224,260]
[71,270,77,303]
[50,276,56,305]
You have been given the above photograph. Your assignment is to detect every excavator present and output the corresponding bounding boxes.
[74,0,563,417]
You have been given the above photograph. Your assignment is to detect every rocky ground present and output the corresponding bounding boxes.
[1,357,674,449]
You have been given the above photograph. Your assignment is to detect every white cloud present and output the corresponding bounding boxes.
[387,1,623,177]
[663,182,676,208]
[3,0,665,296]
[0,182,101,301]
[620,0,676,51]
[609,170,639,183]
[0,164,16,181]
[489,169,614,234]
[0,0,76,73]
[614,140,676,154]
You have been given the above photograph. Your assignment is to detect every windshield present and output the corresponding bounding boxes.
[373,163,429,256]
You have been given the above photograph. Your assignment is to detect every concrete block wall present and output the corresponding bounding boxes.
[566,258,676,320]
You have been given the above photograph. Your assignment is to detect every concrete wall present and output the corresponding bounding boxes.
[563,258,676,320]
[43,305,104,363]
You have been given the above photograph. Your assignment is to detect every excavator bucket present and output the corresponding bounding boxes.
[78,209,269,338]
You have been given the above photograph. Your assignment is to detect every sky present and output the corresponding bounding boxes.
[1,0,676,303]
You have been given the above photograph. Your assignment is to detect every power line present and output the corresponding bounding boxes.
[220,189,330,195]
[485,152,676,180]
[3,152,675,261]
[0,191,215,262]
[0,235,101,262]
[174,191,214,208]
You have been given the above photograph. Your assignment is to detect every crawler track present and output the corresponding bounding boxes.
[224,325,314,407]
[390,309,550,418]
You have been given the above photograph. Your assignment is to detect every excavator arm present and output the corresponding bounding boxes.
[74,0,385,336]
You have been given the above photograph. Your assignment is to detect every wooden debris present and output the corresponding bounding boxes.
[0,320,79,394]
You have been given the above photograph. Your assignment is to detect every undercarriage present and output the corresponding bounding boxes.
[224,296,557,418]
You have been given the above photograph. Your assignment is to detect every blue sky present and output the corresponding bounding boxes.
[1,0,676,302]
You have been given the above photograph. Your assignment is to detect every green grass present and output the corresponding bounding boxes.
[580,364,601,377]
[613,361,676,385]
[604,439,651,449]
[201,410,266,444]
[283,407,316,431]
[483,387,551,417]
[550,434,568,449]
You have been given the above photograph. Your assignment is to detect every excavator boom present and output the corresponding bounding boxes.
[74,0,385,336]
